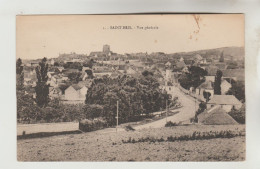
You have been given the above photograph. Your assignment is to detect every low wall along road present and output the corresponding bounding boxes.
[17,122,79,136]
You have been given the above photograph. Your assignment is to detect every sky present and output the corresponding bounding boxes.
[16,14,244,60]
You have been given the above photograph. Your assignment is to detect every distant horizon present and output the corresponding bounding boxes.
[17,14,244,60]
[19,45,244,61]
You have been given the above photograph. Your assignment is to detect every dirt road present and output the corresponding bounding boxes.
[134,86,198,130]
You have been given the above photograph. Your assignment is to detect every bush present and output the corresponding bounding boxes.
[121,130,245,144]
[83,104,104,119]
[79,118,107,132]
[228,105,245,124]
[165,121,177,127]
[125,125,135,131]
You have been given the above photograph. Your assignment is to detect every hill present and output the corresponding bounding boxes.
[168,46,244,60]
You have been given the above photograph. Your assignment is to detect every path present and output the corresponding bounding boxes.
[134,86,198,130]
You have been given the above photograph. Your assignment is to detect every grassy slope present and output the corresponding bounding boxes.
[17,124,245,161]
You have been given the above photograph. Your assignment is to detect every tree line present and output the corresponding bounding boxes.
[16,58,177,125]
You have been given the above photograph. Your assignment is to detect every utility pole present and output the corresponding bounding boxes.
[166,99,168,123]
[116,100,119,132]
[195,98,196,113]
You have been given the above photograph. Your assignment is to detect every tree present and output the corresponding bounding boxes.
[54,62,59,67]
[219,51,224,62]
[227,62,238,69]
[68,72,82,83]
[64,62,82,70]
[228,104,245,124]
[17,90,43,123]
[16,58,24,90]
[35,57,49,107]
[194,102,207,123]
[85,74,175,126]
[179,66,207,90]
[142,70,153,77]
[203,91,211,102]
[83,104,104,119]
[226,81,245,102]
[85,69,94,79]
[214,70,222,95]
[83,59,94,69]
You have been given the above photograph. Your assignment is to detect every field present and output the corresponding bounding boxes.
[17,124,245,161]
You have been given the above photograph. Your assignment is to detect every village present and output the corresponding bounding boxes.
[17,44,246,161]
[20,44,245,124]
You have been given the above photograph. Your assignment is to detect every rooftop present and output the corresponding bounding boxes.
[198,106,238,125]
[208,95,241,105]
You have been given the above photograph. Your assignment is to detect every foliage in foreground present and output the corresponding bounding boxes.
[17,97,86,124]
[125,125,135,131]
[228,104,246,124]
[79,118,108,132]
[165,121,177,127]
[121,130,245,144]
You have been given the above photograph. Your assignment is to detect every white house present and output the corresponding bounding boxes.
[64,83,88,104]
[221,79,232,94]
[165,69,172,82]
[204,77,232,95]
[50,59,55,65]
[205,76,215,82]
[195,81,214,99]
[207,95,242,112]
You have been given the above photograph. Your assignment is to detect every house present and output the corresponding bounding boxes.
[222,69,245,82]
[165,69,173,82]
[93,70,112,77]
[165,61,171,68]
[184,59,194,66]
[50,59,55,65]
[110,70,123,79]
[214,62,227,70]
[194,54,203,61]
[23,68,37,87]
[205,65,218,76]
[220,79,232,94]
[204,77,231,95]
[182,66,189,73]
[89,51,107,58]
[205,76,215,82]
[195,81,214,99]
[176,60,186,69]
[197,105,238,125]
[160,84,174,94]
[63,82,89,104]
[207,95,242,112]
[49,86,62,99]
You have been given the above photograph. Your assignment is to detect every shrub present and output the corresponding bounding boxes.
[121,130,245,144]
[228,105,245,124]
[125,125,135,131]
[83,104,104,119]
[165,121,177,127]
[79,118,107,132]
[79,119,93,132]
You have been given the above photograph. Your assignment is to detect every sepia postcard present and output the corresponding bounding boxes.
[16,14,245,161]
